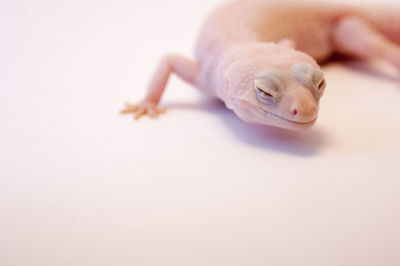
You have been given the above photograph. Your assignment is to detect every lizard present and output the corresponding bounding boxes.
[121,0,400,131]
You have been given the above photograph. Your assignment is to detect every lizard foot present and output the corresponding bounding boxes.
[120,100,166,120]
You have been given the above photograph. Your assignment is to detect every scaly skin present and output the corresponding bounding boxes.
[121,0,400,131]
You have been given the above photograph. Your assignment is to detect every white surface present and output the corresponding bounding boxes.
[1,0,400,265]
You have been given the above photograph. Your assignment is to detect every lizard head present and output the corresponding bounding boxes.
[220,42,326,131]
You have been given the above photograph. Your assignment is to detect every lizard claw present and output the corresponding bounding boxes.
[120,100,166,120]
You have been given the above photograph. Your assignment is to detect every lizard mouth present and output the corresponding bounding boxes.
[257,107,317,130]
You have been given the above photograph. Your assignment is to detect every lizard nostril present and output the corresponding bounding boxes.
[292,108,298,116]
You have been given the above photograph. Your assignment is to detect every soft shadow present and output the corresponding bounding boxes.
[164,97,224,113]
[325,55,400,83]
[217,107,329,157]
[165,98,330,156]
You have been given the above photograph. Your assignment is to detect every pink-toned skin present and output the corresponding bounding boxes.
[121,0,400,131]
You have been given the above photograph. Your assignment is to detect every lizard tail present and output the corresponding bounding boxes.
[355,6,400,45]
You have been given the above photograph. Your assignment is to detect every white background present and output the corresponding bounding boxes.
[1,0,400,265]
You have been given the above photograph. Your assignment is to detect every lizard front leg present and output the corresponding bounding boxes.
[332,16,400,71]
[121,54,200,119]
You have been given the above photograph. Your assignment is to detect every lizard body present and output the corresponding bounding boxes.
[122,0,400,130]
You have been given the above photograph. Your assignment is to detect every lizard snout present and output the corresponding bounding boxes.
[289,97,318,123]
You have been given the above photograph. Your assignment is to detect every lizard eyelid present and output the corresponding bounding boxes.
[291,63,314,86]
[318,79,326,90]
[291,63,325,96]
[254,79,279,97]
[256,69,285,85]
[255,86,276,104]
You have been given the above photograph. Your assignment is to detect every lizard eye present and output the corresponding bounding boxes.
[315,78,326,99]
[311,69,326,98]
[317,79,326,91]
[254,79,277,104]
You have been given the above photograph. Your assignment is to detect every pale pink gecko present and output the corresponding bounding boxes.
[121,0,400,130]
